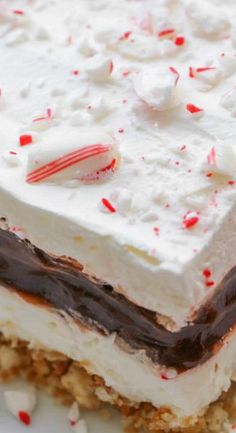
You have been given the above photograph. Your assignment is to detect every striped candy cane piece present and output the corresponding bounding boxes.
[26,131,119,184]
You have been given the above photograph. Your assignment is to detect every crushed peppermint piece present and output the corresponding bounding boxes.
[182,211,200,229]
[119,31,132,41]
[26,131,119,185]
[72,70,80,76]
[118,128,124,133]
[153,226,160,236]
[13,10,24,15]
[228,180,235,185]
[68,402,80,427]
[4,387,37,426]
[18,411,31,425]
[101,198,116,213]
[207,147,216,166]
[203,268,212,278]
[186,104,203,115]
[175,36,185,46]
[19,134,33,147]
[71,419,88,433]
[158,29,175,38]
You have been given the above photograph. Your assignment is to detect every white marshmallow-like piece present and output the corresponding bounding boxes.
[85,54,113,83]
[26,130,119,184]
[133,66,179,111]
[4,387,37,421]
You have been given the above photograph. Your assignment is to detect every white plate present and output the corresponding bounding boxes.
[0,381,123,433]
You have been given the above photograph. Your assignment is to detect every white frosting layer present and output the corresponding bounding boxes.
[0,286,236,420]
[1,0,236,324]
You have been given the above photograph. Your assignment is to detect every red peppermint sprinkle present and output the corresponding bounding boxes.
[169,66,180,84]
[118,128,124,133]
[189,67,195,78]
[175,36,185,46]
[72,70,80,76]
[196,67,216,73]
[101,198,116,213]
[183,211,199,229]
[180,145,186,151]
[19,134,33,147]
[119,31,132,41]
[228,180,235,185]
[109,61,114,75]
[203,268,211,278]
[33,108,52,122]
[153,226,160,236]
[158,29,175,38]
[9,151,17,155]
[207,147,216,166]
[18,411,31,426]
[206,280,215,287]
[186,104,203,114]
[123,70,131,77]
[13,10,24,15]
[206,172,213,178]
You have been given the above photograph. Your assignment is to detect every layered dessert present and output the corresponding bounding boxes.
[1,0,236,431]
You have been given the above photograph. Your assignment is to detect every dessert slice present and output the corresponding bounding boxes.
[1,0,236,432]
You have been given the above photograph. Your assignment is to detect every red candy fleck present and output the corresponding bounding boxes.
[118,128,124,133]
[158,29,175,38]
[175,36,185,46]
[203,268,211,278]
[189,67,195,78]
[183,211,199,229]
[196,67,216,73]
[123,70,131,77]
[13,10,24,15]
[153,227,160,236]
[10,151,17,155]
[206,281,215,287]
[186,104,203,114]
[101,198,116,213]
[18,411,31,426]
[207,147,216,166]
[19,134,33,147]
[169,66,180,84]
[119,31,132,41]
[180,145,186,151]
[228,180,235,185]
[72,70,80,76]
[109,61,114,74]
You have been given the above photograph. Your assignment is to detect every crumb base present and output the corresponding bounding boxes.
[0,333,235,433]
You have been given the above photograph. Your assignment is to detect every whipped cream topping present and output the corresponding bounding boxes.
[1,0,236,323]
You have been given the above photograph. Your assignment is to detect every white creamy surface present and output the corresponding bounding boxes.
[0,286,236,420]
[1,0,236,323]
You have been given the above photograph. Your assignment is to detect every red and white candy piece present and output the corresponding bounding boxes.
[68,402,80,427]
[4,387,37,426]
[26,131,119,184]
[71,419,88,433]
[85,54,113,83]
[133,66,180,111]
[206,144,236,177]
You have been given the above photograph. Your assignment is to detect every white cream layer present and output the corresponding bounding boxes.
[0,286,236,421]
[1,0,236,324]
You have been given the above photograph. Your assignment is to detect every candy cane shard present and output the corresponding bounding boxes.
[26,131,119,184]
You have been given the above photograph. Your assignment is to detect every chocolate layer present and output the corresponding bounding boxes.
[0,228,235,371]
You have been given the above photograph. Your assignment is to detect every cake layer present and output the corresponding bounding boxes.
[1,0,236,325]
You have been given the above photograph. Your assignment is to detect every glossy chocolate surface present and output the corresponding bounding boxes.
[0,228,235,371]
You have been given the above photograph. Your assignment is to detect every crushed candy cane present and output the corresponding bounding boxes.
[4,387,37,426]
[26,131,119,184]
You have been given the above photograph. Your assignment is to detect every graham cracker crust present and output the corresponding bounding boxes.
[0,333,235,433]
